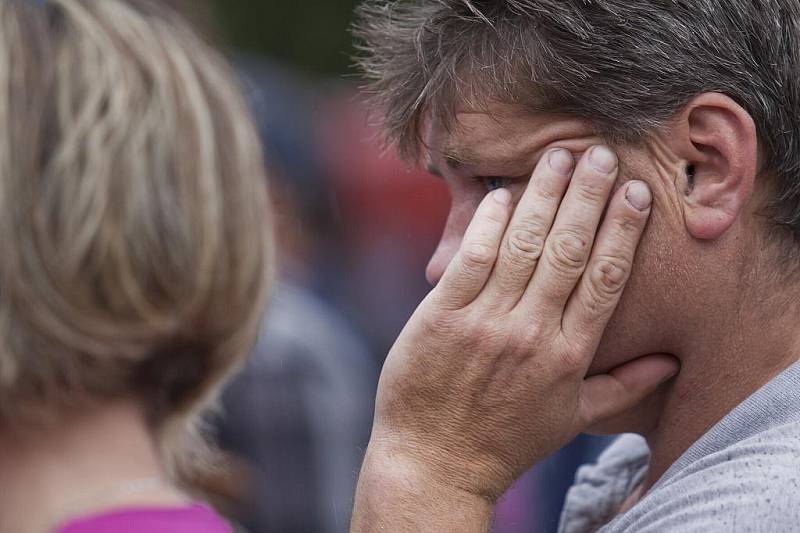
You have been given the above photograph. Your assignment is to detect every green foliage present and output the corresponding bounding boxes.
[211,0,361,77]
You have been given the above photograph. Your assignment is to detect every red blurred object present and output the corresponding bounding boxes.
[317,90,450,261]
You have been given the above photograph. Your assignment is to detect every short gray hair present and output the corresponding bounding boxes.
[354,0,800,241]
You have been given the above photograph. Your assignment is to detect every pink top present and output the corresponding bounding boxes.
[56,504,232,533]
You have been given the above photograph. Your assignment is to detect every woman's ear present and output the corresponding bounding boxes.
[670,93,759,240]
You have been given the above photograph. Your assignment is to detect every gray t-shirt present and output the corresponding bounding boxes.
[559,360,800,533]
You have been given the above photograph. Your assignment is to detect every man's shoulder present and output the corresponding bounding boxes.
[611,421,800,532]
[560,427,800,533]
[669,418,800,485]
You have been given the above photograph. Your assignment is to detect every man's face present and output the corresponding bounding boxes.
[424,105,710,432]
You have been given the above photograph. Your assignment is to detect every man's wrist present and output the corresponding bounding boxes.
[351,443,494,533]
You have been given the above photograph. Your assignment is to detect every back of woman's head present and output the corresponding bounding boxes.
[0,0,271,487]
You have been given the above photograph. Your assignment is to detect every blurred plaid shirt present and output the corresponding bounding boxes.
[216,282,377,533]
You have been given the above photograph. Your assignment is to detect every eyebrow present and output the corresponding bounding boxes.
[426,144,482,177]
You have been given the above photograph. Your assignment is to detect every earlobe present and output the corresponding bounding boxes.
[677,93,759,240]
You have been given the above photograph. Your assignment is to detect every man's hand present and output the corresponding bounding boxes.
[351,146,679,532]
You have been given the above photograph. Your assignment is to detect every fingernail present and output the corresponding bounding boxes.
[661,364,681,383]
[493,188,511,205]
[626,181,652,211]
[589,146,617,174]
[548,149,574,175]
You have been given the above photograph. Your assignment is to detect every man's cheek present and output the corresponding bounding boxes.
[588,223,668,376]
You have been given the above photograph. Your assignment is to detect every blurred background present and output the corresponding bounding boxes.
[176,2,614,532]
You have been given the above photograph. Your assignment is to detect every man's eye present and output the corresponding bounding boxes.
[480,176,513,192]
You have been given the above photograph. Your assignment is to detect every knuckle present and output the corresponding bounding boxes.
[518,324,547,352]
[556,348,585,378]
[483,205,508,226]
[547,230,589,272]
[588,255,631,300]
[509,317,542,346]
[556,331,588,370]
[612,212,643,238]
[463,311,507,347]
[461,242,497,270]
[534,180,563,203]
[464,318,491,343]
[425,307,484,341]
[424,310,458,336]
[418,309,464,344]
[618,211,641,231]
[506,225,546,264]
[575,181,608,204]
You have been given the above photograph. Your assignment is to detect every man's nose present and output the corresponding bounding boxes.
[425,198,477,286]
[425,234,462,286]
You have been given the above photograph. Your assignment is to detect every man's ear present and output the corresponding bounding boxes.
[669,93,759,240]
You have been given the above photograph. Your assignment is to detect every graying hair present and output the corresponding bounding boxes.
[354,0,800,240]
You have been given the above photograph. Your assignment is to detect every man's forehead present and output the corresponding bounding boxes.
[425,109,536,172]
[425,107,592,172]
[424,108,604,178]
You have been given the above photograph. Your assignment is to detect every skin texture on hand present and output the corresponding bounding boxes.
[351,146,680,533]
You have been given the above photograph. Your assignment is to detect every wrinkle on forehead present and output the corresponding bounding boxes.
[425,106,602,175]
[424,105,534,165]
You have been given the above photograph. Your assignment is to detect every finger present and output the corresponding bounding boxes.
[481,148,574,308]
[562,180,652,349]
[577,354,680,429]
[434,188,513,309]
[522,146,619,319]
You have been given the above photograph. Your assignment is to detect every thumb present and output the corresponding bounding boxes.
[577,354,680,429]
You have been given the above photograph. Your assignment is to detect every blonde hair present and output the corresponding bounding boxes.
[0,0,271,490]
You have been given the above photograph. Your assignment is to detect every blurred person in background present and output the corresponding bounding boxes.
[0,1,270,532]
[213,60,378,533]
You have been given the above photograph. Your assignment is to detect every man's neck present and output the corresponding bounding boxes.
[0,399,189,533]
[641,310,800,492]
